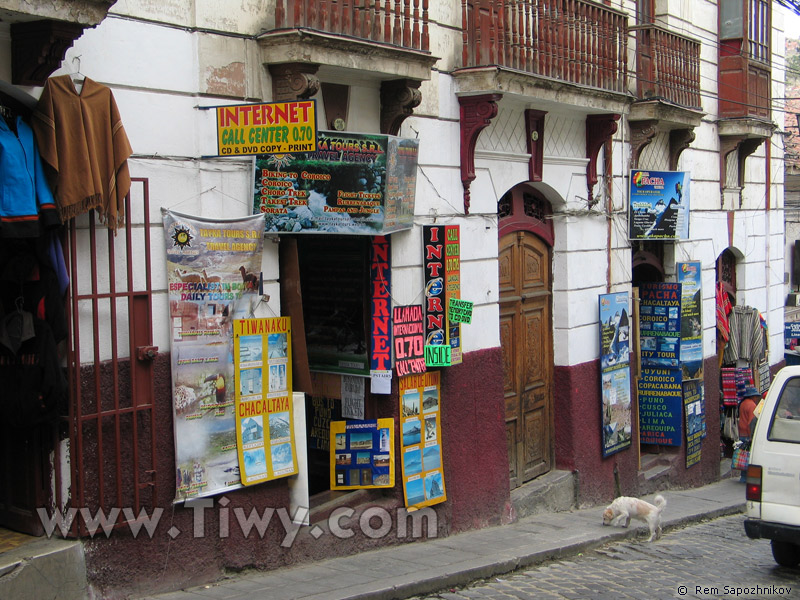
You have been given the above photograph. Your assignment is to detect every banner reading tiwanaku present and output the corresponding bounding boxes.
[163,209,265,502]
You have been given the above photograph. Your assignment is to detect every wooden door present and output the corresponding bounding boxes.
[499,231,553,488]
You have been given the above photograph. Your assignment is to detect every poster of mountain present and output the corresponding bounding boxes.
[233,317,298,485]
[629,170,690,240]
[599,292,632,457]
[399,371,446,509]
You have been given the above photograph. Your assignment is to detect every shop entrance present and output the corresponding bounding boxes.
[498,186,554,489]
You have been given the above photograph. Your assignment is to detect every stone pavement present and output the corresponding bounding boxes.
[145,478,747,600]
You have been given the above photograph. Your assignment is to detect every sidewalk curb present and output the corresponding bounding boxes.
[336,503,746,600]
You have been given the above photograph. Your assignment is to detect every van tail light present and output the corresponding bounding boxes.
[745,465,762,501]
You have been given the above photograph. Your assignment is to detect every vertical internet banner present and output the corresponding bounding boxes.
[444,225,462,364]
[399,371,446,509]
[423,225,447,351]
[163,209,265,501]
[370,236,392,390]
[599,292,632,457]
[233,317,297,485]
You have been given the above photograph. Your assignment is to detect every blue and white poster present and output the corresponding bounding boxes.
[640,282,682,368]
[629,170,690,240]
[639,367,683,446]
[599,293,632,457]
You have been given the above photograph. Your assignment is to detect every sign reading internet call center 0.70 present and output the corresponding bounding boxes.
[215,100,317,156]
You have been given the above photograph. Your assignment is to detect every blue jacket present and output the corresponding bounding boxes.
[0,115,60,237]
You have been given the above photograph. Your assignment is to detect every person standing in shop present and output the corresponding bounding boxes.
[737,386,760,482]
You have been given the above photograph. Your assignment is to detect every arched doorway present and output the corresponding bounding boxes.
[498,185,554,489]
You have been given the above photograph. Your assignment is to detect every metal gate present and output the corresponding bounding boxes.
[54,178,159,536]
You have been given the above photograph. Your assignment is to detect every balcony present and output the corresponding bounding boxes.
[275,0,429,52]
[260,0,437,86]
[459,0,628,95]
[633,24,701,109]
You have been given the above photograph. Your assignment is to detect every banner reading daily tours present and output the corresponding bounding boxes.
[163,209,266,501]
[599,292,632,457]
[677,260,706,460]
[253,130,418,235]
[233,317,297,485]
[215,100,316,156]
[629,170,690,240]
[399,371,446,509]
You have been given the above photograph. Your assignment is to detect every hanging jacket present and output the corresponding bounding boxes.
[0,115,60,237]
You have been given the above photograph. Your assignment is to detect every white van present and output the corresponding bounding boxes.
[744,366,800,567]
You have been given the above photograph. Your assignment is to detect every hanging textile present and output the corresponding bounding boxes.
[716,282,731,342]
[32,75,132,228]
[722,306,764,365]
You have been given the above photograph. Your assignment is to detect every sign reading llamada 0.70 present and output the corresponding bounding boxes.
[215,100,317,156]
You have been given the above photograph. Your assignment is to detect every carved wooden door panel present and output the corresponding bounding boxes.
[499,231,553,488]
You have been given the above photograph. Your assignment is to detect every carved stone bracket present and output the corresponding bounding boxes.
[380,79,422,136]
[11,20,85,86]
[585,113,620,206]
[668,128,696,171]
[459,93,502,214]
[629,119,658,169]
[268,63,320,102]
[719,135,765,193]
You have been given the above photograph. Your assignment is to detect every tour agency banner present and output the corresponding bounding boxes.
[233,317,298,485]
[253,130,418,235]
[163,209,265,501]
[399,371,446,509]
[599,292,632,457]
[629,170,690,240]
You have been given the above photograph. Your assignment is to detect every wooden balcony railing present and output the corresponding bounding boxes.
[634,25,701,109]
[462,0,628,94]
[274,0,429,52]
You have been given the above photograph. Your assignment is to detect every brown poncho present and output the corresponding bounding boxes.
[32,75,132,228]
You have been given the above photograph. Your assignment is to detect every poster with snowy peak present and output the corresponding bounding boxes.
[629,170,690,240]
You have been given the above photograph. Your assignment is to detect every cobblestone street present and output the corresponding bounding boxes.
[414,515,799,600]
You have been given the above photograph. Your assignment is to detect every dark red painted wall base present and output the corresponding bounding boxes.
[81,348,510,598]
[553,355,722,507]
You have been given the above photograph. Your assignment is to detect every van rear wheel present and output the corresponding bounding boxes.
[771,540,800,567]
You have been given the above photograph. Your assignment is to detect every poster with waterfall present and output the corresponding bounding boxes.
[253,130,418,235]
[162,209,265,502]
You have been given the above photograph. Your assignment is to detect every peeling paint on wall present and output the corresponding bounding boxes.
[206,62,245,97]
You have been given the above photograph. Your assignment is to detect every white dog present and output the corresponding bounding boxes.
[602,494,666,542]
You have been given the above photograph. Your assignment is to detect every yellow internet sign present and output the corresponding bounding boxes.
[216,100,317,156]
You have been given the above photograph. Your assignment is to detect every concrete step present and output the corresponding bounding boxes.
[510,469,576,520]
[0,534,87,600]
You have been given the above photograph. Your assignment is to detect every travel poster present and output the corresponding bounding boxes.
[638,367,683,446]
[629,170,690,240]
[330,418,395,489]
[253,131,418,235]
[639,282,682,368]
[599,292,632,457]
[162,209,265,501]
[399,371,446,509]
[393,304,426,376]
[684,379,703,468]
[677,261,706,443]
[233,317,298,485]
[423,225,463,366]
